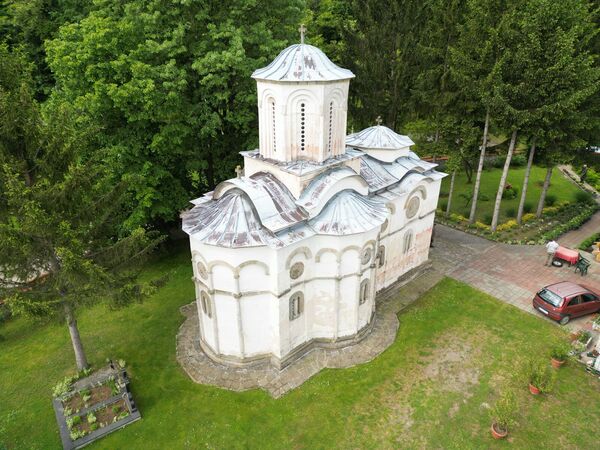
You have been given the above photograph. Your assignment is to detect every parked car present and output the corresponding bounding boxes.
[533,281,600,325]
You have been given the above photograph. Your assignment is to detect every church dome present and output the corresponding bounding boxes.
[251,44,354,82]
[182,189,280,248]
[346,124,414,151]
[309,190,387,235]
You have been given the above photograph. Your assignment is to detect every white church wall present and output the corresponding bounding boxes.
[214,293,240,356]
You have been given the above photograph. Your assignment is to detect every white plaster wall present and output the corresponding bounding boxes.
[256,80,350,163]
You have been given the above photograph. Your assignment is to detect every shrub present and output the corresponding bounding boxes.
[502,186,518,200]
[440,201,448,212]
[449,213,467,223]
[542,206,559,215]
[0,303,11,324]
[579,232,600,251]
[545,194,557,206]
[496,219,518,232]
[522,213,536,223]
[489,390,518,433]
[505,207,516,218]
[525,359,555,393]
[474,221,490,231]
[482,213,493,225]
[523,202,533,213]
[574,190,594,204]
[550,341,571,362]
[510,154,527,167]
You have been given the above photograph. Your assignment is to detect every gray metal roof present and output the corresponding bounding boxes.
[308,190,388,235]
[251,44,354,82]
[346,125,414,150]
[181,189,282,248]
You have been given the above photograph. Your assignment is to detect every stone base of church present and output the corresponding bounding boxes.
[176,260,442,398]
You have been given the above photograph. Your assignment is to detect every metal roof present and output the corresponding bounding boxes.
[308,190,388,235]
[346,125,414,150]
[213,172,306,233]
[181,189,282,248]
[251,44,354,82]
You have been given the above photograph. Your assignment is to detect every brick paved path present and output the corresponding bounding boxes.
[431,222,600,332]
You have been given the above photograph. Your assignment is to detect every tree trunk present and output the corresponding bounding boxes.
[516,138,536,224]
[491,129,518,232]
[445,170,456,217]
[469,109,490,223]
[64,302,89,371]
[536,166,553,218]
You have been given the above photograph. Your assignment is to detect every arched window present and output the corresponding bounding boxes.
[270,98,276,153]
[359,279,369,304]
[327,101,334,154]
[289,291,303,320]
[200,291,212,318]
[377,245,386,268]
[403,230,414,254]
[300,102,306,152]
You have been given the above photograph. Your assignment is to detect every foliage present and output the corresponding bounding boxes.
[524,359,556,393]
[574,190,594,204]
[540,203,599,241]
[502,185,519,200]
[489,390,518,432]
[578,232,600,251]
[495,219,518,232]
[550,341,571,361]
[544,194,557,206]
[521,213,536,223]
[87,412,97,424]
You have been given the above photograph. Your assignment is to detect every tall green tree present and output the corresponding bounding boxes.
[46,0,303,230]
[0,48,163,370]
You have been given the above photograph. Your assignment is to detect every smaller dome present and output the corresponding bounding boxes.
[346,125,414,151]
[182,189,280,248]
[252,44,354,82]
[309,190,388,235]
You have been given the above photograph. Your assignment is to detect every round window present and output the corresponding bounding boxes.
[406,196,421,219]
[290,262,305,280]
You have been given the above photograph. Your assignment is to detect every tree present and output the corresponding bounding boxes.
[0,48,163,370]
[46,0,303,230]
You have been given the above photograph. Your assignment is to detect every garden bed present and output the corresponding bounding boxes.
[52,362,141,449]
[437,200,599,245]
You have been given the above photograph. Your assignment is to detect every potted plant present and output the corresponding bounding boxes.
[525,359,555,395]
[550,341,570,368]
[593,315,600,331]
[489,391,517,439]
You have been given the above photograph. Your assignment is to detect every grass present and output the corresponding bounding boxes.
[2,247,600,449]
[441,165,583,223]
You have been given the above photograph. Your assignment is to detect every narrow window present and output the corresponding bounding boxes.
[359,279,369,304]
[300,102,306,152]
[289,292,303,320]
[270,99,276,153]
[200,291,212,318]
[403,230,414,254]
[377,245,386,268]
[327,101,334,154]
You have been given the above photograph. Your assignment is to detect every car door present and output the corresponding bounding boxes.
[564,295,587,317]
[581,292,600,314]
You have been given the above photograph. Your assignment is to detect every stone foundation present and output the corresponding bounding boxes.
[176,261,440,398]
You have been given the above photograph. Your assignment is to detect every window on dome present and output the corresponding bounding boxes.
[300,102,306,152]
[289,292,303,320]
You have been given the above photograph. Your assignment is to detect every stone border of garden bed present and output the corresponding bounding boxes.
[53,365,141,450]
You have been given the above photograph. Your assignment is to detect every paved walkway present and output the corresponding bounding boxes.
[431,222,600,332]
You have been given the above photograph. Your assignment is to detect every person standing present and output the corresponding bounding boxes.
[545,240,559,266]
[580,164,589,184]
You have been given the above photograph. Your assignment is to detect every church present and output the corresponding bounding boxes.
[182,31,445,370]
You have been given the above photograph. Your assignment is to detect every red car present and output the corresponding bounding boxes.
[533,281,600,325]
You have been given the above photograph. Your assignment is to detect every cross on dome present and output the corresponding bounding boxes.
[376,115,383,126]
[299,24,307,44]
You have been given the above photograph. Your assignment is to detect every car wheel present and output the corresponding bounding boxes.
[559,315,570,325]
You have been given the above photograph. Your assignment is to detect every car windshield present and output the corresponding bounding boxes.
[538,288,563,307]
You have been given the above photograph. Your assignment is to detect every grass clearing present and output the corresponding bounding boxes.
[441,165,582,223]
[2,246,600,449]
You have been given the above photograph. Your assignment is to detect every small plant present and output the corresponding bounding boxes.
[525,359,555,394]
[112,405,121,414]
[489,390,517,436]
[87,412,97,424]
[52,377,75,398]
[108,378,120,396]
[63,407,73,417]
[66,415,82,429]
[116,410,130,421]
[69,429,87,441]
[90,422,99,431]
[117,359,126,369]
[577,330,592,344]
[550,341,570,362]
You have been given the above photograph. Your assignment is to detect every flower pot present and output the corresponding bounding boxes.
[551,358,565,369]
[529,383,541,395]
[491,422,508,439]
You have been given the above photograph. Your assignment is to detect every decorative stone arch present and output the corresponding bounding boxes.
[285,247,313,269]
[191,250,208,266]
[237,260,270,276]
[208,260,238,277]
[386,202,396,215]
[315,247,340,263]
[403,229,415,254]
[407,185,428,201]
[258,87,277,108]
[287,89,320,159]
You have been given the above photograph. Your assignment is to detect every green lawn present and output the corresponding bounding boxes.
[2,247,600,449]
[441,165,583,223]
